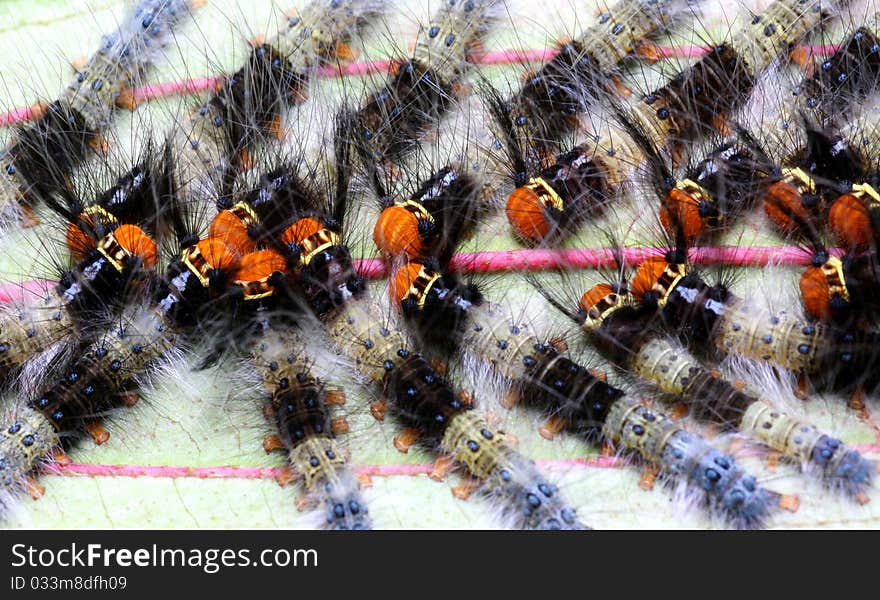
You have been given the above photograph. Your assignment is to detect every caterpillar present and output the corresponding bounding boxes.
[627,0,849,156]
[0,0,202,224]
[169,0,386,206]
[500,0,698,157]
[555,271,874,498]
[349,0,499,168]
[233,263,372,530]
[0,139,176,391]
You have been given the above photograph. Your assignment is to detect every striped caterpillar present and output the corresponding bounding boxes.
[0,0,202,224]
[349,0,499,168]
[239,296,372,530]
[550,273,874,499]
[485,83,644,245]
[170,0,386,205]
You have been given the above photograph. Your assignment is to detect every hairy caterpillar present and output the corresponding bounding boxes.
[0,0,202,224]
[349,0,499,168]
[231,255,372,530]
[0,140,176,390]
[485,83,645,245]
[627,0,849,156]
[169,0,386,206]
[499,0,697,157]
[558,274,874,498]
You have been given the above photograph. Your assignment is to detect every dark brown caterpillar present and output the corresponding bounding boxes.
[0,0,201,222]
[504,0,695,155]
[629,0,846,155]
[249,317,371,530]
[171,0,385,205]
[350,0,499,165]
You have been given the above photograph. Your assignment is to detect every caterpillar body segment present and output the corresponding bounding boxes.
[58,0,199,133]
[0,301,178,514]
[740,401,873,496]
[250,319,371,530]
[797,10,880,127]
[386,350,586,530]
[0,404,59,512]
[485,85,644,245]
[0,294,77,388]
[632,257,880,391]
[372,165,484,263]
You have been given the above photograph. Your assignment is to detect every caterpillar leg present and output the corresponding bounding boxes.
[429,454,455,482]
[84,420,109,445]
[451,475,480,500]
[393,427,421,453]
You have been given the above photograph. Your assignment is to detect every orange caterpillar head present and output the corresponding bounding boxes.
[373,203,433,259]
[66,206,118,261]
[799,255,850,322]
[828,187,878,251]
[630,256,686,307]
[505,178,562,244]
[282,217,340,267]
[233,249,288,300]
[763,169,821,234]
[630,257,668,302]
[659,181,719,244]
[182,238,243,289]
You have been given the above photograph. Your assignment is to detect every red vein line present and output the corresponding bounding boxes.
[40,455,629,481]
[36,441,880,481]
[0,245,826,304]
[0,43,839,127]
[354,245,822,278]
